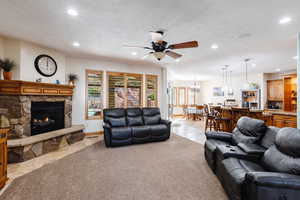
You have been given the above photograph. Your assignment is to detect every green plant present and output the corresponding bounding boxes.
[68,73,78,82]
[0,58,16,72]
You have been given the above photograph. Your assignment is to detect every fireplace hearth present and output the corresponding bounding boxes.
[31,101,65,135]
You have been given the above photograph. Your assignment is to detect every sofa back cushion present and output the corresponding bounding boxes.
[232,117,267,145]
[142,107,161,125]
[126,108,144,126]
[103,108,127,127]
[262,128,300,175]
[260,126,280,149]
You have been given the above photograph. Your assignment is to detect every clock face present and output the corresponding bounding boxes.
[34,55,57,77]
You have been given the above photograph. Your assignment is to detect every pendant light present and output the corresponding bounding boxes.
[243,58,251,89]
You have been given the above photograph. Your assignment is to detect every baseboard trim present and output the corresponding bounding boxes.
[85,131,103,136]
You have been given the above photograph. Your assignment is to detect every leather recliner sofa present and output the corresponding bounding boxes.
[205,116,270,172]
[205,116,300,200]
[219,127,300,200]
[103,107,171,147]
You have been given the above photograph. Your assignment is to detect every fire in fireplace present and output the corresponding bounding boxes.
[31,101,65,136]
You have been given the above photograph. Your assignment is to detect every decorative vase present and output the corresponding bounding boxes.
[3,71,12,80]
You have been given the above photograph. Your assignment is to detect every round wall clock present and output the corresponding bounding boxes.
[34,54,58,77]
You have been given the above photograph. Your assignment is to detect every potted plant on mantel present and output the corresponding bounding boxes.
[0,58,16,80]
[68,73,78,86]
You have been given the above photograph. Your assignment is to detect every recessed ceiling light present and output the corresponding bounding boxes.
[279,17,292,24]
[131,52,137,56]
[67,9,78,16]
[211,44,219,49]
[175,58,180,62]
[251,63,256,67]
[293,56,298,60]
[275,68,281,72]
[72,42,80,47]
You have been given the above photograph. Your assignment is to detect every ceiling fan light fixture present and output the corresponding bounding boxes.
[152,52,165,61]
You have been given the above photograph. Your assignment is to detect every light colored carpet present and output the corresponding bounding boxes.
[1,135,227,200]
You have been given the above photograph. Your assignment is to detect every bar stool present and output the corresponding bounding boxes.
[204,104,217,133]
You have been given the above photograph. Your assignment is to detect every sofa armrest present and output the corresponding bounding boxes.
[103,122,111,129]
[205,131,233,143]
[238,143,266,155]
[103,122,111,147]
[161,119,171,126]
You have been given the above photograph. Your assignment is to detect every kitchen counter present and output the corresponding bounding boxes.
[265,110,297,116]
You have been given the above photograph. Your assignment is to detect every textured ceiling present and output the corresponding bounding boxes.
[0,0,299,80]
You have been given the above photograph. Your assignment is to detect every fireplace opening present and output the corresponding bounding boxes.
[31,101,65,136]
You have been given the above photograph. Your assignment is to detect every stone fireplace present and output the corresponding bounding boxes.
[0,80,85,163]
[0,95,72,138]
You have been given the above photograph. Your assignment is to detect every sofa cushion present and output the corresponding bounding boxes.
[111,127,131,140]
[131,126,150,138]
[260,126,279,149]
[232,129,259,145]
[148,124,168,136]
[142,108,161,125]
[236,116,267,138]
[220,158,265,200]
[126,108,144,126]
[103,108,127,127]
[276,127,300,158]
[262,145,300,175]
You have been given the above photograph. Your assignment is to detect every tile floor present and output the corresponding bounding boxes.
[172,118,207,145]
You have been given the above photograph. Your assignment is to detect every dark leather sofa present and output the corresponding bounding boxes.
[103,107,171,147]
[205,117,300,200]
[205,117,270,172]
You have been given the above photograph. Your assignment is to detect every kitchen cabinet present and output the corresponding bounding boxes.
[267,80,283,101]
[272,113,297,128]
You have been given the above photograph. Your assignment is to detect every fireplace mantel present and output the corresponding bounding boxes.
[0,80,74,96]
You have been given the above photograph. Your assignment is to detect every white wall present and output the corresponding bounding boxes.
[20,41,66,83]
[199,73,264,106]
[0,36,4,59]
[2,38,21,80]
[66,57,165,132]
[0,37,66,83]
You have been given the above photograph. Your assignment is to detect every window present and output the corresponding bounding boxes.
[187,87,200,105]
[108,72,143,108]
[86,70,103,120]
[146,75,158,107]
[126,74,143,107]
[177,87,187,106]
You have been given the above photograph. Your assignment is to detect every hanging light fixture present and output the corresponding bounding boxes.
[221,65,229,93]
[243,58,251,89]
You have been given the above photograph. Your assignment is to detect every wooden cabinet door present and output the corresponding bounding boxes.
[267,80,283,101]
[273,114,297,128]
[0,129,7,189]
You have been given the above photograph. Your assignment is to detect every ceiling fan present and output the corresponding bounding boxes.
[124,30,199,61]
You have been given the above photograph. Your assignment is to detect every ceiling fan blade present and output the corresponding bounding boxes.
[123,45,152,50]
[168,41,199,49]
[165,50,183,59]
